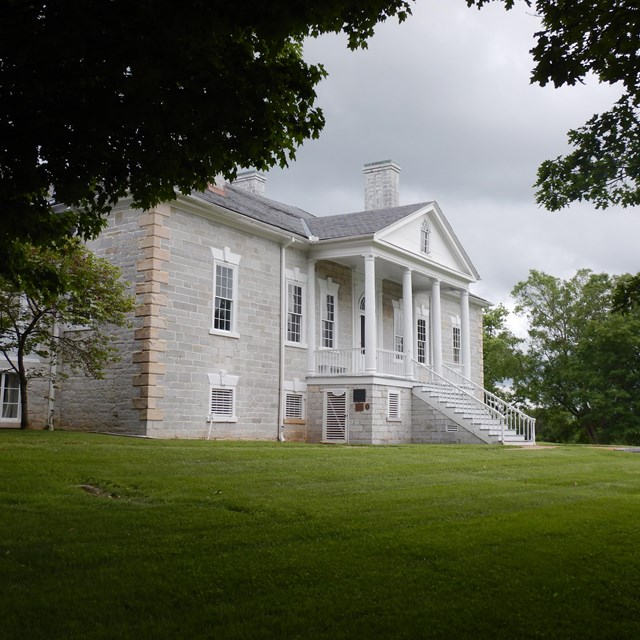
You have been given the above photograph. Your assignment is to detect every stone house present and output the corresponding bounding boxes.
[1,160,535,444]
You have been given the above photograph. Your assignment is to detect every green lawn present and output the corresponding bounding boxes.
[1,432,640,639]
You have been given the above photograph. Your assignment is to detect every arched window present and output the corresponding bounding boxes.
[421,219,431,254]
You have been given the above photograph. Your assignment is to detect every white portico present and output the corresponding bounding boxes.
[298,161,534,445]
[304,200,480,384]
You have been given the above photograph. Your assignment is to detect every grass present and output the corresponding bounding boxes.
[1,432,640,639]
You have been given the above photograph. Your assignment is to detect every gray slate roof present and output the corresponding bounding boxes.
[193,184,316,238]
[193,185,429,241]
[307,203,430,240]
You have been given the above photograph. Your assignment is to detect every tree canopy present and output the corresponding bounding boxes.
[482,304,523,400]
[467,0,640,210]
[505,268,640,444]
[0,0,412,265]
[0,239,134,428]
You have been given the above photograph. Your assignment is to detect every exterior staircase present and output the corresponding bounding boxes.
[413,363,536,445]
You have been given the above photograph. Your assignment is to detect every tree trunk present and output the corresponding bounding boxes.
[18,355,29,429]
[583,421,599,444]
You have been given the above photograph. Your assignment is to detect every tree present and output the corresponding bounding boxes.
[612,272,640,314]
[482,304,523,400]
[0,0,412,269]
[466,1,640,210]
[0,239,134,428]
[573,312,640,444]
[510,268,640,444]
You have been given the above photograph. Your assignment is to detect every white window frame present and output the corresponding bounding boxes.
[393,300,404,360]
[387,391,401,421]
[0,371,20,422]
[318,277,340,350]
[210,247,241,338]
[452,320,461,364]
[421,219,431,254]
[416,315,429,365]
[286,281,305,346]
[207,372,239,422]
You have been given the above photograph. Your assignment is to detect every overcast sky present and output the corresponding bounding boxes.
[263,0,640,326]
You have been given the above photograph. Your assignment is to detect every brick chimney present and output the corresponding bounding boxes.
[363,160,400,210]
[232,170,267,197]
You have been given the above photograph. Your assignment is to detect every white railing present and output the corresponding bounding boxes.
[314,348,406,377]
[315,348,363,375]
[413,361,536,443]
[377,348,406,377]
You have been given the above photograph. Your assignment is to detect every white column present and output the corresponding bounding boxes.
[364,253,377,373]
[402,268,414,377]
[461,289,471,380]
[431,279,442,376]
[306,259,316,376]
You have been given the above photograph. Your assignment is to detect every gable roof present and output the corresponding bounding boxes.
[192,184,316,238]
[308,203,429,240]
[188,185,478,280]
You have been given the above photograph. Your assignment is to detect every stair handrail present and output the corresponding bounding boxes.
[414,360,509,440]
[412,361,535,443]
[441,364,535,443]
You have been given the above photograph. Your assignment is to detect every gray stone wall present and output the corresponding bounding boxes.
[306,382,413,445]
[411,390,486,444]
[57,204,144,435]
[470,301,485,387]
[155,206,302,440]
[369,385,413,444]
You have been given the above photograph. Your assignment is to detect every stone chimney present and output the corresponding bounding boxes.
[232,170,267,197]
[363,160,400,210]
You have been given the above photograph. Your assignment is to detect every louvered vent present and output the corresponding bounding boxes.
[285,393,304,419]
[388,392,400,419]
[210,388,234,417]
[324,392,347,442]
[446,424,459,433]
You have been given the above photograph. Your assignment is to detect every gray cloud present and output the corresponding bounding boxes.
[265,0,640,309]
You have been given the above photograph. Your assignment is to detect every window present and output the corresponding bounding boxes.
[393,301,404,354]
[1,372,19,420]
[214,264,235,332]
[388,391,401,420]
[452,325,461,364]
[285,393,304,420]
[421,219,431,254]
[210,247,241,336]
[417,317,427,364]
[319,277,340,349]
[322,294,335,348]
[287,283,303,344]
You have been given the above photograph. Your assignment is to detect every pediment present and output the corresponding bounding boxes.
[375,203,479,280]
